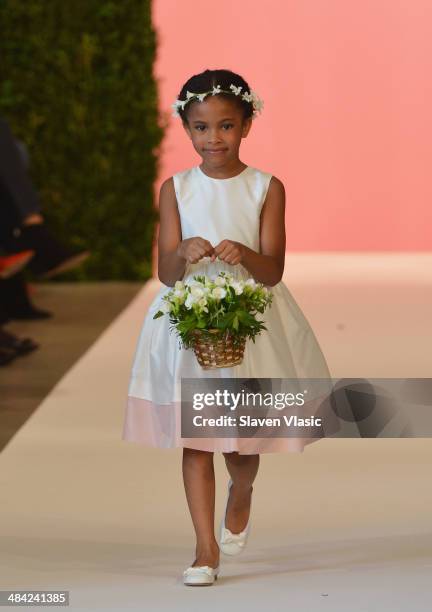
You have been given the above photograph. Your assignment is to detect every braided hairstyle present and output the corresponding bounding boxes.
[176,68,254,125]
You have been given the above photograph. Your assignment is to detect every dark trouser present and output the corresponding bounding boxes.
[0,117,41,222]
[0,178,23,250]
[0,176,72,275]
[0,273,36,322]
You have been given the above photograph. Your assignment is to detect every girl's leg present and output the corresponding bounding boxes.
[182,447,220,568]
[222,452,260,533]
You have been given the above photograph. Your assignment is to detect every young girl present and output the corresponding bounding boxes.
[122,69,331,586]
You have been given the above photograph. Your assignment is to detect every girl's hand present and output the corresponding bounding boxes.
[211,240,245,265]
[177,237,215,264]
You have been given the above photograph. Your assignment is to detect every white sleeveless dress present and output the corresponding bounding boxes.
[122,165,332,454]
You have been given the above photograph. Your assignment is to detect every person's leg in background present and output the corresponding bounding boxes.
[0,285,39,366]
[0,117,90,279]
[0,180,52,320]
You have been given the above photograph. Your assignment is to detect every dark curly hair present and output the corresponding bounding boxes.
[176,68,254,124]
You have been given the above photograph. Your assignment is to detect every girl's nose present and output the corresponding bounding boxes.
[207,130,223,141]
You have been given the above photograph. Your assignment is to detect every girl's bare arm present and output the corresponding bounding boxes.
[157,178,186,286]
[241,177,286,286]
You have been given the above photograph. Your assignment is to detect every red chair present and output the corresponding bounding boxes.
[0,250,35,279]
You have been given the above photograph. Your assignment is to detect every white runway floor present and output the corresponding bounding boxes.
[1,254,432,611]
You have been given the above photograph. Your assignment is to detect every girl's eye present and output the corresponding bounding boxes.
[195,124,234,132]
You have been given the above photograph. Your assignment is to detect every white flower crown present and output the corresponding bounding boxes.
[171,83,264,120]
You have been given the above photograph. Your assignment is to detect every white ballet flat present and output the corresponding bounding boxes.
[219,478,251,556]
[183,564,219,586]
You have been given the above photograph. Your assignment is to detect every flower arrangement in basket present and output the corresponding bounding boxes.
[153,271,273,369]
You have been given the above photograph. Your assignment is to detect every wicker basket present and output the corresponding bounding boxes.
[191,328,246,369]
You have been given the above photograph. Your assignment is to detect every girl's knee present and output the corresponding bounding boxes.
[183,447,214,458]
[223,451,259,462]
[223,451,239,459]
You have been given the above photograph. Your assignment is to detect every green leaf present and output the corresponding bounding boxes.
[0,1,162,281]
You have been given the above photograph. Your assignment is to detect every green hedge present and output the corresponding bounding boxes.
[0,1,165,280]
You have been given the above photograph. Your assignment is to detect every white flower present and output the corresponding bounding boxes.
[245,278,257,288]
[211,287,227,300]
[198,297,208,312]
[171,102,181,117]
[171,83,264,121]
[187,278,204,288]
[191,286,205,299]
[250,90,264,114]
[174,280,184,290]
[230,84,243,96]
[214,276,226,287]
[174,289,185,299]
[230,280,244,295]
[160,301,171,314]
[185,293,198,309]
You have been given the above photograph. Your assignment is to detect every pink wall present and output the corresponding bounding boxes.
[152,0,432,251]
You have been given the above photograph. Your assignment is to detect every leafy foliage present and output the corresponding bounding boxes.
[0,1,165,280]
[153,271,274,350]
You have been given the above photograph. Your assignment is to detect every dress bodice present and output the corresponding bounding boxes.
[172,165,273,282]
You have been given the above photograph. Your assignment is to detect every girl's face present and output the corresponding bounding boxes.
[183,95,252,167]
